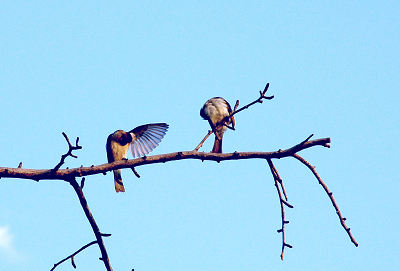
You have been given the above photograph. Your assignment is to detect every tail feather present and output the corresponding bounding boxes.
[211,134,223,153]
[113,169,125,193]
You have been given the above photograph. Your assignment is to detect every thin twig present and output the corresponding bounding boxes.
[233,100,240,112]
[131,167,141,178]
[50,240,98,271]
[229,83,274,118]
[194,130,213,151]
[269,162,289,201]
[292,153,358,247]
[53,132,82,171]
[267,159,293,260]
[80,177,86,189]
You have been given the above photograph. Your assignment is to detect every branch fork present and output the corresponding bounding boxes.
[52,132,82,172]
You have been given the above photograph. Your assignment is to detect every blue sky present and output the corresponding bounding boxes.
[1,1,399,270]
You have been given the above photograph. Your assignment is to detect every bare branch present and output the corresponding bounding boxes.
[50,240,98,271]
[0,138,331,181]
[53,132,82,172]
[68,178,114,271]
[292,153,359,247]
[80,177,86,189]
[267,159,292,260]
[1,136,357,261]
[131,167,141,178]
[269,161,289,201]
[194,130,213,151]
[229,83,274,118]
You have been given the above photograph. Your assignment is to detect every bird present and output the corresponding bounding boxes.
[106,123,169,192]
[200,97,235,153]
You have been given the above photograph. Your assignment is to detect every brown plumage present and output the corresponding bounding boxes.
[200,97,235,153]
[106,123,169,192]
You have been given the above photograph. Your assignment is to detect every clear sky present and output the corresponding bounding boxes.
[1,1,399,270]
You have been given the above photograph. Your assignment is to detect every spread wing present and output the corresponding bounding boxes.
[129,123,169,158]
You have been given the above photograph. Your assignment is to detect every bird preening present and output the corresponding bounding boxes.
[106,123,169,192]
[200,97,235,153]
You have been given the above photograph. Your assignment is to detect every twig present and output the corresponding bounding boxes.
[80,177,86,189]
[68,177,114,271]
[50,240,98,271]
[229,83,274,118]
[53,132,82,171]
[131,167,141,178]
[269,161,289,201]
[267,159,293,260]
[292,153,359,247]
[194,130,213,151]
[233,100,240,112]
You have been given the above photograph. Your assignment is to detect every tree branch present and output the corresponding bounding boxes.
[52,132,82,172]
[267,159,293,260]
[0,136,358,261]
[0,137,331,181]
[68,177,113,271]
[229,83,274,118]
[194,130,213,151]
[50,240,98,271]
[292,153,359,247]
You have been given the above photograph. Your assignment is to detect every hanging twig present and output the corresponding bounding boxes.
[131,167,141,178]
[293,153,359,247]
[267,159,293,260]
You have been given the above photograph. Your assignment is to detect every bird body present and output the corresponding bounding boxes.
[106,123,168,192]
[200,97,235,153]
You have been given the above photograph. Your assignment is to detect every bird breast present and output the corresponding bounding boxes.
[204,99,230,125]
[110,140,130,161]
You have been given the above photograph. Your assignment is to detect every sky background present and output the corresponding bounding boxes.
[1,1,399,270]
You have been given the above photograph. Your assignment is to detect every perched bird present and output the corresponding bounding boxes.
[106,123,169,192]
[200,97,235,153]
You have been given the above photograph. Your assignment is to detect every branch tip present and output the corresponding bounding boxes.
[131,167,141,178]
[53,133,82,171]
[80,177,85,189]
[293,153,358,247]
[233,100,239,111]
[71,256,76,268]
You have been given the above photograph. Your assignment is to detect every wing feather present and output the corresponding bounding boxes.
[129,123,168,158]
